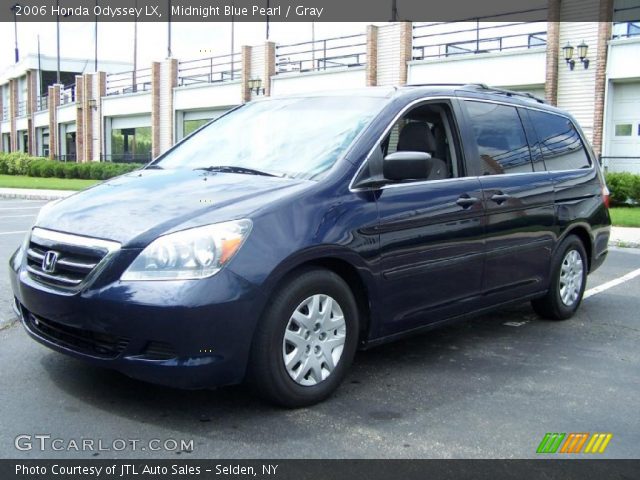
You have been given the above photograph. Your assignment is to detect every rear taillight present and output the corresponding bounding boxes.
[602,185,610,209]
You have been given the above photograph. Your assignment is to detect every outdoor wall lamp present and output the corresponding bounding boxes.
[88,99,98,110]
[563,41,589,70]
[248,78,264,95]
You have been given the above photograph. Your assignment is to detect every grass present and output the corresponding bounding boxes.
[0,175,100,191]
[609,207,640,228]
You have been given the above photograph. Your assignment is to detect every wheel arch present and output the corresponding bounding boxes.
[260,248,377,346]
[559,223,593,271]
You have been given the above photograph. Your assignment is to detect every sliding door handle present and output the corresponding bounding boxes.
[490,193,511,204]
[456,194,479,209]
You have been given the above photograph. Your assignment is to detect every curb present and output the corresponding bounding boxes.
[609,240,640,249]
[0,191,73,201]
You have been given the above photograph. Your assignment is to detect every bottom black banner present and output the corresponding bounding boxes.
[2,459,639,480]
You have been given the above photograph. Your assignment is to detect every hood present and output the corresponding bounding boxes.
[35,169,308,247]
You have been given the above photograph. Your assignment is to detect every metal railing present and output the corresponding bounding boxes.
[601,155,640,171]
[413,8,547,60]
[612,21,640,39]
[36,95,48,112]
[276,33,367,74]
[101,153,151,163]
[178,53,241,86]
[60,84,76,105]
[55,154,77,162]
[16,100,27,117]
[106,68,152,96]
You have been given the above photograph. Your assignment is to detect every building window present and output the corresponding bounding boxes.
[183,119,210,137]
[614,123,633,136]
[111,127,152,162]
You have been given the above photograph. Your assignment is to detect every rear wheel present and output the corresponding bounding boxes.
[532,235,587,320]
[246,268,359,408]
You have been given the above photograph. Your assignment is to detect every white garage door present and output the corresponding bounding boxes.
[606,82,640,173]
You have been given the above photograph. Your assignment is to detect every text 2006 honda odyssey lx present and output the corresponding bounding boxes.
[9,85,611,407]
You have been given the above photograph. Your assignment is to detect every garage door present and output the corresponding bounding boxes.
[606,82,640,173]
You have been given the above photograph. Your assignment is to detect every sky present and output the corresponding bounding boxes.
[0,21,374,74]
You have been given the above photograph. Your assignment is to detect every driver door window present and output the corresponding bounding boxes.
[380,102,460,181]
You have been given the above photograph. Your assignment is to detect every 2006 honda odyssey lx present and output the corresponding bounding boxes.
[9,85,611,407]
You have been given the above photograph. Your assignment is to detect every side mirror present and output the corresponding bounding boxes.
[383,151,431,181]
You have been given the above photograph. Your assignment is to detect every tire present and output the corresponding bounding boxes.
[246,268,359,408]
[531,234,588,320]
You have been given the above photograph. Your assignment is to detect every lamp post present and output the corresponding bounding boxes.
[94,0,98,71]
[56,0,61,83]
[11,3,20,63]
[167,0,172,58]
[266,0,270,40]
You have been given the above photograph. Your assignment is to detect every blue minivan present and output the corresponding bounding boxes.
[9,85,611,407]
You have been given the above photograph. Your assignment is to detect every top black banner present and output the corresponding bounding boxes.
[0,0,630,23]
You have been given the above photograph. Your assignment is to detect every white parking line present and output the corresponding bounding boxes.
[0,231,27,236]
[0,207,42,210]
[584,267,640,299]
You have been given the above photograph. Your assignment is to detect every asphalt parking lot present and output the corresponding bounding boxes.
[0,198,639,459]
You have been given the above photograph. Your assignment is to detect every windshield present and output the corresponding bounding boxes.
[155,96,385,179]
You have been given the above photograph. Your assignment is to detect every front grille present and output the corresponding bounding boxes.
[25,227,120,292]
[26,313,129,358]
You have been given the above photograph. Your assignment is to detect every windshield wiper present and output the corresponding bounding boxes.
[194,165,279,177]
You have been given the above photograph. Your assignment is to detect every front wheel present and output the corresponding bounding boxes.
[246,268,359,408]
[532,235,588,320]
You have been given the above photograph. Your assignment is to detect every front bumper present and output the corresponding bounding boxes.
[9,261,266,389]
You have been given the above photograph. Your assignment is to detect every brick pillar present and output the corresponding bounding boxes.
[96,72,106,161]
[75,75,85,162]
[263,42,276,96]
[26,70,37,155]
[366,25,379,87]
[151,62,161,158]
[399,22,413,86]
[48,84,61,159]
[545,0,561,105]
[151,59,178,158]
[592,0,614,157]
[241,46,252,103]
[9,79,18,152]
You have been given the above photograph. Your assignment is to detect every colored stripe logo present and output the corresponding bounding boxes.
[537,433,613,454]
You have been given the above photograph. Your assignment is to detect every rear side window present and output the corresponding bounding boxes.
[464,101,533,175]
[528,110,591,170]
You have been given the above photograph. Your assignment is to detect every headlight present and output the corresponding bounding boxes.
[11,230,31,270]
[121,219,252,281]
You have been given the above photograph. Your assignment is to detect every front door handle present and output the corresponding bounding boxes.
[490,193,511,204]
[456,194,479,209]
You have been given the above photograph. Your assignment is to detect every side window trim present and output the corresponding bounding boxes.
[518,107,547,172]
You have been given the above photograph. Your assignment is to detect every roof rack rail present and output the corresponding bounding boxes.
[406,83,475,87]
[470,84,546,104]
[405,83,546,104]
